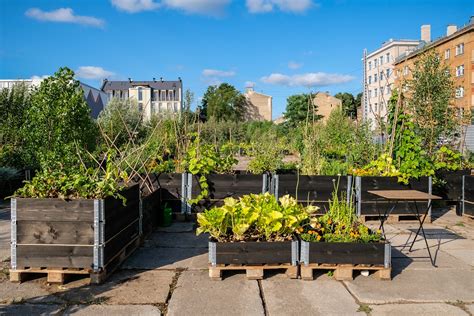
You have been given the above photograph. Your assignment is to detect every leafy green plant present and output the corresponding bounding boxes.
[434,146,462,171]
[196,193,318,242]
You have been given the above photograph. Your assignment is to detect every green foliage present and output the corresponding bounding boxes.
[433,146,462,171]
[201,83,246,122]
[97,97,144,148]
[334,92,357,118]
[408,50,457,155]
[299,182,381,243]
[15,155,128,202]
[0,83,34,169]
[246,131,288,174]
[284,93,322,128]
[196,193,318,242]
[24,67,97,170]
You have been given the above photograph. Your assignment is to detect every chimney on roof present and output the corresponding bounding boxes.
[178,77,182,82]
[128,78,132,82]
[421,25,431,43]
[447,24,457,36]
[160,77,163,82]
[153,77,156,82]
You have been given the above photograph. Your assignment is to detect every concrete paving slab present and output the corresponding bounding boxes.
[144,232,208,249]
[369,303,468,315]
[64,304,161,315]
[0,209,10,262]
[123,246,207,270]
[440,249,474,266]
[97,270,174,304]
[0,304,63,315]
[390,247,472,272]
[466,304,474,315]
[156,222,194,233]
[344,269,474,303]
[261,274,363,316]
[167,270,264,316]
[0,279,64,304]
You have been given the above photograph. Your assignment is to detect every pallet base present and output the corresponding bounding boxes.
[300,263,391,281]
[209,264,298,280]
[360,214,431,224]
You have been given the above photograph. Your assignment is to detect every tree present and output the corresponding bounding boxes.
[408,50,457,155]
[0,83,32,168]
[200,83,246,121]
[183,88,194,112]
[335,92,357,118]
[24,67,97,170]
[97,97,144,149]
[284,93,322,128]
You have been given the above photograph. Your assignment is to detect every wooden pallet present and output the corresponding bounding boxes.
[300,263,391,281]
[10,236,141,284]
[360,214,431,224]
[209,263,298,281]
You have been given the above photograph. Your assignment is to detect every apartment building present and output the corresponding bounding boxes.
[0,78,108,118]
[101,78,183,120]
[244,86,272,121]
[314,92,342,122]
[362,38,421,131]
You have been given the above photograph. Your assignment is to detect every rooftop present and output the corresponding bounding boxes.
[101,79,182,91]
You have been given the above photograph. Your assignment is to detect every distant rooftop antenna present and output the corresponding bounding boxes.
[160,77,163,82]
[128,77,132,82]
[153,77,156,82]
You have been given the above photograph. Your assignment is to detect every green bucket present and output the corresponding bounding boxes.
[161,203,172,227]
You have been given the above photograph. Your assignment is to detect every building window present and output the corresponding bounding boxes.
[445,49,451,59]
[138,87,143,101]
[369,90,372,98]
[374,88,378,97]
[374,59,378,67]
[380,56,384,65]
[403,66,409,76]
[387,85,391,95]
[368,76,372,84]
[374,103,378,112]
[455,86,464,98]
[455,43,464,56]
[374,74,378,82]
[152,90,157,101]
[368,61,372,70]
[174,102,178,112]
[151,102,156,114]
[380,71,384,80]
[169,90,174,101]
[456,65,464,77]
[138,103,143,112]
[386,53,390,63]
[161,90,166,101]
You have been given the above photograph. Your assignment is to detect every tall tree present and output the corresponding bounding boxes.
[408,50,457,155]
[24,67,97,170]
[334,92,357,118]
[284,93,322,128]
[183,88,194,112]
[200,83,246,121]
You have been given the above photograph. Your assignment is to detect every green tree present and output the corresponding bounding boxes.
[0,83,32,168]
[335,92,357,118]
[408,50,457,155]
[184,88,194,112]
[284,93,322,128]
[24,67,97,170]
[98,97,144,148]
[200,83,246,121]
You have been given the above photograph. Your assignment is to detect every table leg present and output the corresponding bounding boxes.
[378,200,397,239]
[408,200,437,267]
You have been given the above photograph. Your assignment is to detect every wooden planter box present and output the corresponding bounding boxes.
[435,169,471,201]
[10,185,140,284]
[355,176,431,220]
[273,175,351,213]
[141,188,161,237]
[462,175,474,218]
[191,173,269,212]
[208,240,298,280]
[300,240,391,280]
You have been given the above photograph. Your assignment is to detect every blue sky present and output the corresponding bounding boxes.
[0,0,471,118]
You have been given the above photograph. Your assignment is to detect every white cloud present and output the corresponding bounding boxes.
[288,61,303,69]
[245,81,256,88]
[25,8,105,27]
[30,75,49,80]
[246,0,314,13]
[260,72,354,87]
[202,68,236,85]
[111,0,230,15]
[111,0,161,13]
[76,66,115,80]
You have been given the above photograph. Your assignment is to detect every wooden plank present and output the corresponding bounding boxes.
[16,245,93,269]
[278,175,348,202]
[307,242,386,265]
[360,177,429,200]
[104,220,139,264]
[16,221,94,245]
[246,269,263,280]
[367,190,441,201]
[16,199,94,222]
[214,241,294,265]
[104,198,139,240]
[208,263,296,280]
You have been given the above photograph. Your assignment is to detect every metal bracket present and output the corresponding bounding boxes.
[262,173,269,193]
[291,240,299,266]
[93,199,105,271]
[181,173,193,215]
[209,242,216,266]
[11,199,17,270]
[355,176,362,217]
[346,176,353,205]
[139,193,143,236]
[187,173,192,214]
[428,176,433,218]
[271,174,279,199]
[300,241,309,266]
[462,175,465,216]
[384,242,391,268]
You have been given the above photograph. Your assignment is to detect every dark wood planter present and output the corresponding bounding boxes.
[299,240,391,280]
[10,185,140,283]
[209,240,298,266]
[355,176,431,217]
[274,175,351,213]
[463,175,474,218]
[435,169,471,201]
[192,173,269,212]
[141,188,162,237]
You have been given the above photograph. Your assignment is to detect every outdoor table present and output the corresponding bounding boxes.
[367,190,442,267]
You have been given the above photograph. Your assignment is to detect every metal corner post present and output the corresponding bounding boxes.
[428,176,433,218]
[384,242,391,268]
[187,173,193,214]
[347,175,353,205]
[355,176,362,217]
[262,173,268,193]
[272,174,279,199]
[462,175,465,216]
[93,199,105,271]
[11,199,17,270]
[209,242,216,267]
[138,192,143,236]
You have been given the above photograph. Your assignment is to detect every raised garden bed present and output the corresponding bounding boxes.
[299,240,391,280]
[435,169,471,202]
[208,240,298,280]
[462,175,474,218]
[10,184,140,284]
[355,176,431,221]
[273,174,351,213]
